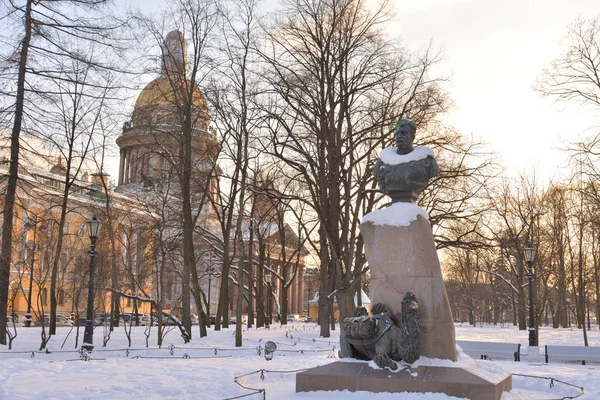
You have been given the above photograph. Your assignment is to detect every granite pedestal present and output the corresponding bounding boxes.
[295,204,512,398]
[360,210,457,361]
[296,362,512,400]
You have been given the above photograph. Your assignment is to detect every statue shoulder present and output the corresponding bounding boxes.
[373,158,385,178]
[426,154,440,177]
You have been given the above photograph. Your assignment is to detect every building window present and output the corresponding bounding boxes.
[166,276,173,301]
[41,288,48,305]
[57,289,65,305]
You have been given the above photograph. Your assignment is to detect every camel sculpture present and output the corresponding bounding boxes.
[339,292,420,370]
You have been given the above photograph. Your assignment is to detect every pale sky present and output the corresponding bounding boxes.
[393,0,600,181]
[121,0,600,183]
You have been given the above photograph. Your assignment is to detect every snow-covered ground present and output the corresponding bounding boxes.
[0,322,598,399]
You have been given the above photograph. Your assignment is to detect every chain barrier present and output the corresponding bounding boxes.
[225,366,319,400]
[0,341,329,360]
[131,355,231,360]
[512,373,585,399]
[291,336,336,345]
[0,324,329,364]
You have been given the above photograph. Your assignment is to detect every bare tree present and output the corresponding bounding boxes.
[536,15,600,336]
[486,174,546,334]
[536,16,600,110]
[0,0,34,346]
[442,222,494,326]
[130,0,222,338]
[205,0,264,344]
[259,0,449,336]
[41,56,118,335]
[0,0,125,343]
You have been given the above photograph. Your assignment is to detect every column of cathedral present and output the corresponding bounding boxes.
[124,149,131,184]
[297,268,304,314]
[132,148,139,182]
[119,150,126,185]
[120,145,166,186]
[291,275,298,313]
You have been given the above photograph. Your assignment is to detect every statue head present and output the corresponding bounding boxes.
[395,119,416,155]
[371,302,388,315]
[352,306,368,317]
[402,292,419,313]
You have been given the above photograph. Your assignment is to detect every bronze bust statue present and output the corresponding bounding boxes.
[373,119,439,203]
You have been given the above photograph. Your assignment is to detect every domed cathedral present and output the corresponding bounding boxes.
[116,30,219,205]
[115,30,222,312]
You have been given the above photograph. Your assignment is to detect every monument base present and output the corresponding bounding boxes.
[296,362,512,400]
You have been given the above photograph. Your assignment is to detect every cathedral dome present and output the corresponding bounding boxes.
[134,75,208,112]
[131,30,210,128]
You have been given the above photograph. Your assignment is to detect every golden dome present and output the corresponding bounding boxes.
[134,76,207,111]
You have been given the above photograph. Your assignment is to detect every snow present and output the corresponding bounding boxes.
[309,289,371,305]
[379,146,434,165]
[0,323,599,399]
[362,202,429,227]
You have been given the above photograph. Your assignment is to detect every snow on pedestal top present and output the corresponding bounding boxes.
[362,202,428,227]
[379,146,434,165]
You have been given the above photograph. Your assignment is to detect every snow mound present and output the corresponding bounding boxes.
[379,146,434,165]
[366,346,510,383]
[362,202,428,227]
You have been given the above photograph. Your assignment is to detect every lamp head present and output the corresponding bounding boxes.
[87,215,102,240]
[523,244,536,263]
[264,341,277,360]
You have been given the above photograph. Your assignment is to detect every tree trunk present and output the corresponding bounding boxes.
[511,291,517,326]
[235,265,243,346]
[318,229,330,337]
[191,287,208,338]
[336,287,355,323]
[256,242,265,328]
[215,242,231,330]
[50,166,73,335]
[518,277,527,330]
[329,297,336,331]
[179,102,195,338]
[0,0,32,346]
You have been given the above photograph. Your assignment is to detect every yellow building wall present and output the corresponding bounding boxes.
[7,202,154,322]
[308,301,340,322]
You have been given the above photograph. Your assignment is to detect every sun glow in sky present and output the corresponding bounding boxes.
[393,0,600,181]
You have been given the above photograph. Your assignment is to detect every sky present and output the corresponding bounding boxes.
[392,0,600,181]
[119,0,600,183]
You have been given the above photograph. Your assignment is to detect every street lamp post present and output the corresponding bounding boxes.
[82,216,101,352]
[202,254,221,325]
[206,258,221,315]
[265,273,271,329]
[24,220,38,327]
[523,244,538,361]
[207,266,213,315]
